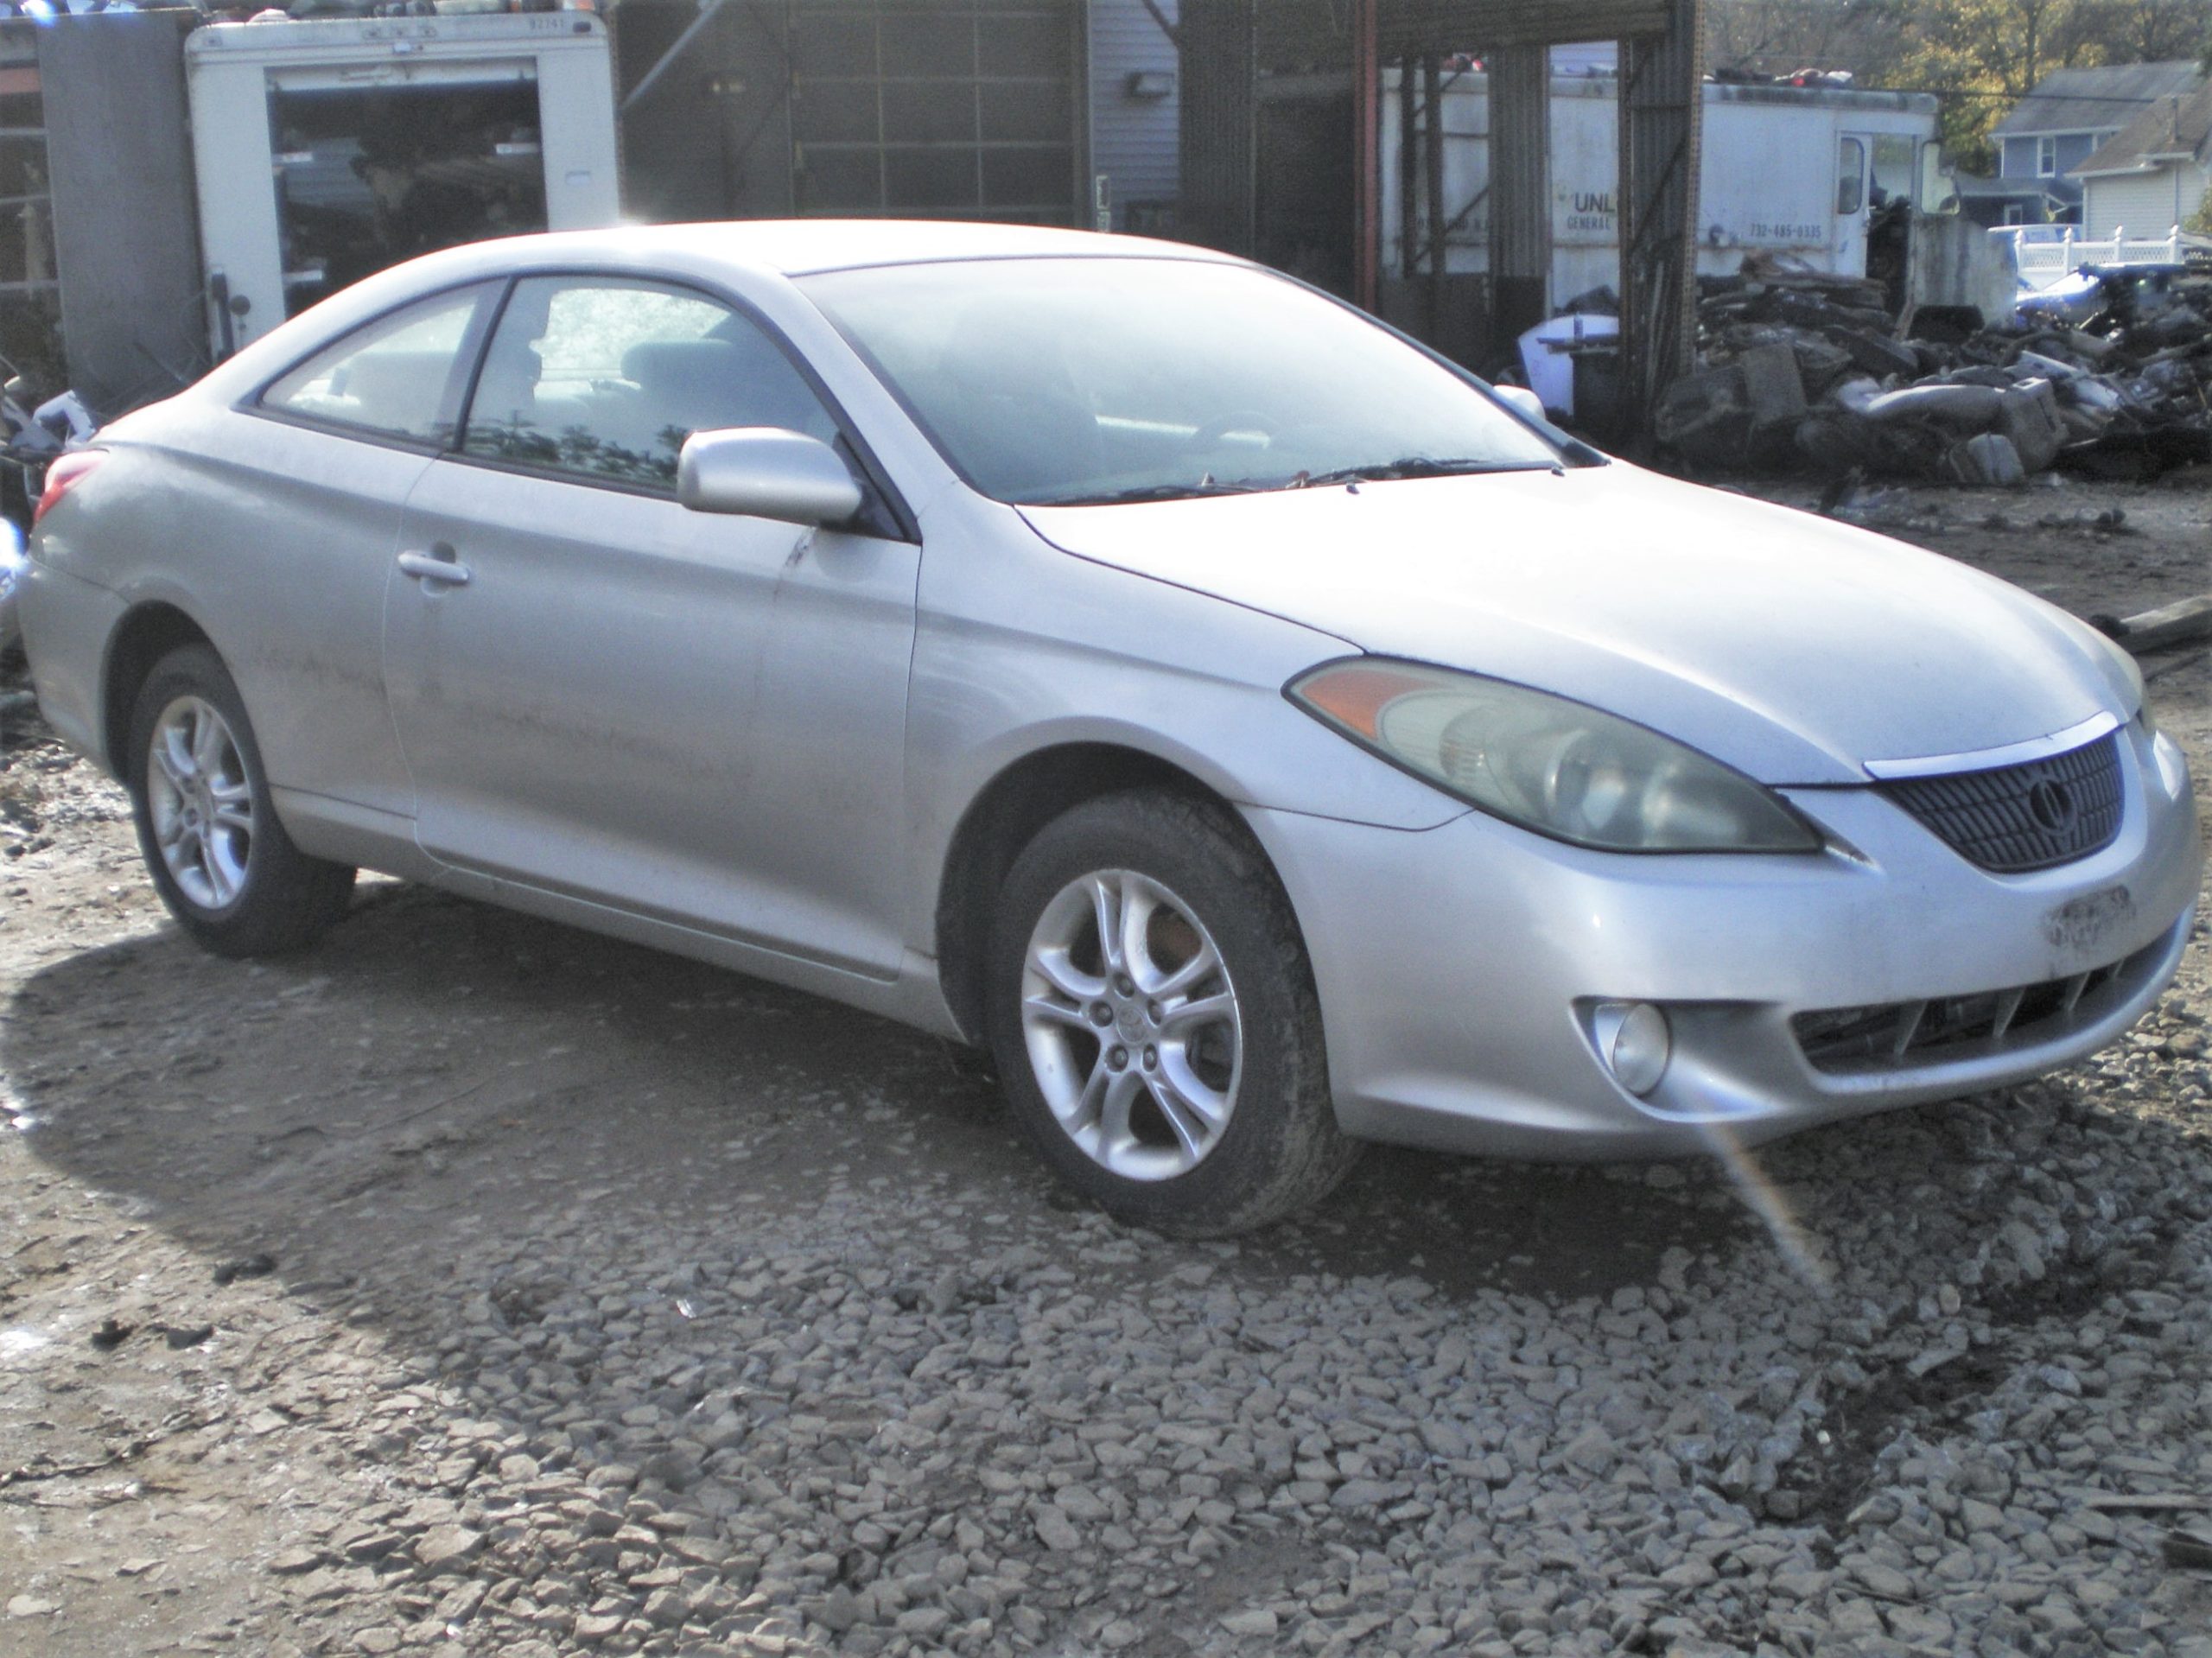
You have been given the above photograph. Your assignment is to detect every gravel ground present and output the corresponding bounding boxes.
[2,479,2209,1658]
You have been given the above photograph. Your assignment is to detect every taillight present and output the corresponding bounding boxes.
[32,449,105,527]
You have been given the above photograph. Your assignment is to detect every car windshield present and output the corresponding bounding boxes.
[798,256,1568,506]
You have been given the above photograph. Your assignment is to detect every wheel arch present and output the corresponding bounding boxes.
[102,602,216,776]
[935,741,1278,1045]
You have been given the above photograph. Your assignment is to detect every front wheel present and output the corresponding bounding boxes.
[126,643,354,956]
[986,791,1359,1235]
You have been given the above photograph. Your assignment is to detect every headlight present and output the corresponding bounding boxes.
[1288,659,1822,854]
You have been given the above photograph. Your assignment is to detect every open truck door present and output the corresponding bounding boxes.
[1834,133,1871,270]
[1836,128,1927,273]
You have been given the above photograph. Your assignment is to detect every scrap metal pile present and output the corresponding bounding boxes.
[1655,258,2212,485]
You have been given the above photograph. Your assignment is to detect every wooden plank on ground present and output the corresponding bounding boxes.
[2060,1490,2209,1512]
[2118,594,2212,656]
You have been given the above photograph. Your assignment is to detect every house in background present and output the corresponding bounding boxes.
[2073,74,2212,239]
[1986,58,2202,223]
[1950,172,2077,229]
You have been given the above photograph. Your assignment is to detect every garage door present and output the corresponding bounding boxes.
[790,1,1081,224]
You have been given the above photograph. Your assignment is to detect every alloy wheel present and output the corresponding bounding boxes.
[1018,868,1243,1182]
[145,695,254,911]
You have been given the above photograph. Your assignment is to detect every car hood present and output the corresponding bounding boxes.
[1019,462,2137,785]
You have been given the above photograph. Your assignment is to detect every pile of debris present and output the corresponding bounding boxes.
[1655,257,2212,485]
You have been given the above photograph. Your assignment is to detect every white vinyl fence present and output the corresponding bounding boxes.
[1994,225,2212,288]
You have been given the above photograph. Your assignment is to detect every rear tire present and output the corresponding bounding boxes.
[986,790,1359,1236]
[125,644,354,957]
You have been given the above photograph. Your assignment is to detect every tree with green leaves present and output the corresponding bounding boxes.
[1707,2,2210,171]
[1895,1,2207,167]
[1705,0,1907,79]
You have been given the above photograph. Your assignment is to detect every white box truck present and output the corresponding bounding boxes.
[3,6,621,418]
[1382,69,1952,302]
[188,10,620,357]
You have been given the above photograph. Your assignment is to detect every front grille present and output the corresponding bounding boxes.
[1880,734,2123,873]
[1792,933,2166,1074]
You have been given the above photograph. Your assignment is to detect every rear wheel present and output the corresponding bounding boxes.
[986,791,1358,1235]
[126,644,354,956]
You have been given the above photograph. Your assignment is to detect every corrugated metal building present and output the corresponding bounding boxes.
[0,10,202,414]
[1171,0,1706,440]
[613,0,1182,231]
[0,20,60,388]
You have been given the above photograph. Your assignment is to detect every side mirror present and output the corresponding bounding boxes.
[1492,384,1547,422]
[677,428,864,527]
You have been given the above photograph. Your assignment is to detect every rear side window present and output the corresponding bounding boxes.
[259,283,497,444]
[461,276,841,491]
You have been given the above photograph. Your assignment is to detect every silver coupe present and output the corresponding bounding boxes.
[18,223,2202,1233]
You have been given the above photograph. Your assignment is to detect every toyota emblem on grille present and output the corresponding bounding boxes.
[2028,778,2078,834]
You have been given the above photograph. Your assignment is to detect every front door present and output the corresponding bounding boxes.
[381,275,919,977]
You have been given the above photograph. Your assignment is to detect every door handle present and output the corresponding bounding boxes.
[397,548,472,588]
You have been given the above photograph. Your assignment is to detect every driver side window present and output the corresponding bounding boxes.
[461,276,842,491]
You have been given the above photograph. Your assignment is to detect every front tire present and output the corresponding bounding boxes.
[126,644,354,956]
[986,791,1359,1235]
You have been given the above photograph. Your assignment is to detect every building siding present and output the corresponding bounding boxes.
[2083,164,2209,238]
[1088,0,1179,229]
[2003,130,2116,180]
[2055,131,2105,173]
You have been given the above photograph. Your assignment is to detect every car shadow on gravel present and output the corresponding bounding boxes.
[6,879,1745,1313]
[10,869,2211,1657]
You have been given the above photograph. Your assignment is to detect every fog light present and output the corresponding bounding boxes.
[1592,1001,1671,1096]
[2151,730,2186,798]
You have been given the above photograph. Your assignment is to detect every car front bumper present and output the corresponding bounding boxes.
[1248,720,2202,1159]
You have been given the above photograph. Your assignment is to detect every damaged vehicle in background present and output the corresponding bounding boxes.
[16,224,2204,1234]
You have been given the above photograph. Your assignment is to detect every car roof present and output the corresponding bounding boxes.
[484,219,1243,279]
[181,219,1250,408]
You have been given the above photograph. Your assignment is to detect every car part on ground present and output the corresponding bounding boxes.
[1648,258,2212,485]
[2,360,103,554]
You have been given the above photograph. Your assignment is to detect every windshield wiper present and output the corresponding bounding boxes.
[1295,456,1548,487]
[1027,457,1551,506]
[1029,480,1266,507]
